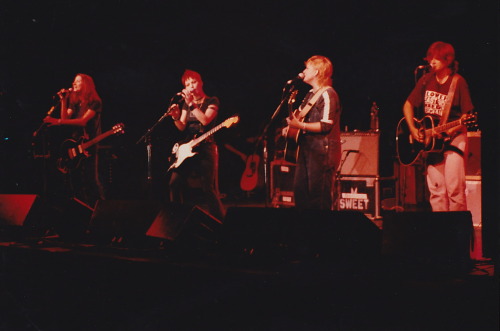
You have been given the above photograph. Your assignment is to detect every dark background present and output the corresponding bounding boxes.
[0,0,498,210]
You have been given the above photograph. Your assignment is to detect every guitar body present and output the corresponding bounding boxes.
[57,137,88,173]
[283,109,302,164]
[240,154,260,191]
[56,123,125,174]
[168,141,197,171]
[167,115,240,173]
[396,113,477,166]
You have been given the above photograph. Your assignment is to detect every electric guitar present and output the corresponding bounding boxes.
[57,123,125,173]
[396,113,477,165]
[167,115,239,172]
[283,89,301,163]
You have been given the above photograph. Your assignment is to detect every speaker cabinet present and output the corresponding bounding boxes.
[0,194,41,227]
[466,180,481,227]
[89,200,221,250]
[466,131,481,178]
[340,132,379,176]
[220,207,382,265]
[382,211,473,273]
[148,205,222,243]
[89,200,163,243]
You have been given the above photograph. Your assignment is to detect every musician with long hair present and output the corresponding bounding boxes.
[167,69,225,220]
[402,41,474,211]
[43,73,105,207]
[284,55,342,210]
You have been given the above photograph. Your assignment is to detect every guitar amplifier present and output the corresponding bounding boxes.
[270,160,296,207]
[340,132,379,176]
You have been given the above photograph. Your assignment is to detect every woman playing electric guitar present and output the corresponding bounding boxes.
[166,69,226,220]
[43,73,105,207]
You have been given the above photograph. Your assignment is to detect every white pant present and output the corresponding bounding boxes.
[426,133,468,211]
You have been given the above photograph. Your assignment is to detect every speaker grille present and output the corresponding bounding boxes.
[340,132,379,176]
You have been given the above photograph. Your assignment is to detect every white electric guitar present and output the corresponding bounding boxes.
[167,115,239,172]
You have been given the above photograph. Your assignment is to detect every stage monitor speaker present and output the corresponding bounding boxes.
[89,200,163,243]
[382,211,473,273]
[0,194,42,227]
[220,207,382,265]
[0,194,57,235]
[340,132,379,176]
[147,204,221,242]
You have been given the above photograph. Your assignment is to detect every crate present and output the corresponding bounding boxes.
[270,160,296,207]
[337,176,380,219]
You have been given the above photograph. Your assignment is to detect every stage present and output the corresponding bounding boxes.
[0,198,497,330]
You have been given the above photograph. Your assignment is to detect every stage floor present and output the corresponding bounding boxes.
[0,202,497,331]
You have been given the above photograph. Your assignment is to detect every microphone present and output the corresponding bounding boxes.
[415,65,430,72]
[286,73,305,85]
[53,88,72,99]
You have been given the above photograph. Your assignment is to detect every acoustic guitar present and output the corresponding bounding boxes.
[282,89,301,163]
[396,112,477,165]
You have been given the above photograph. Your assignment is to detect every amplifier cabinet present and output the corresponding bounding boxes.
[337,176,380,219]
[270,160,296,207]
[340,132,379,176]
[465,179,481,227]
[466,131,481,177]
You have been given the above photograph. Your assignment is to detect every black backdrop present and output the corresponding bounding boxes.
[1,0,498,226]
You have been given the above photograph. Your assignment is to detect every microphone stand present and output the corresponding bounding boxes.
[136,95,180,198]
[254,85,296,206]
[32,104,58,198]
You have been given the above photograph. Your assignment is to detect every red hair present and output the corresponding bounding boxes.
[425,41,458,72]
[181,69,203,86]
[69,73,101,108]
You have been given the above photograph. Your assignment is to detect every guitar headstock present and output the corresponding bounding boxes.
[288,89,299,105]
[113,123,125,135]
[461,113,478,130]
[223,116,240,128]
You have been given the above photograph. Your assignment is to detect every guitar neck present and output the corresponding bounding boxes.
[191,122,225,147]
[81,130,116,150]
[428,118,462,134]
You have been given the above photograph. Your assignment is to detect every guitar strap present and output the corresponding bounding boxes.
[438,74,460,126]
[297,86,329,119]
